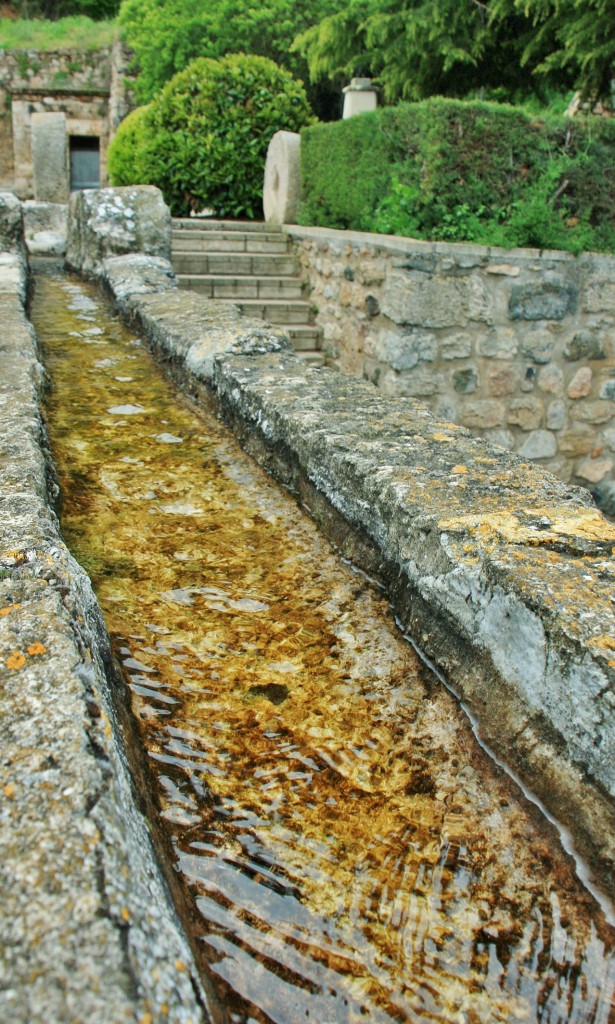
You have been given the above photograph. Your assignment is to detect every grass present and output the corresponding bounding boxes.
[0,15,117,51]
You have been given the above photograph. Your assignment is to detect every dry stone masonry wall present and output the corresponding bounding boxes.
[289,226,615,507]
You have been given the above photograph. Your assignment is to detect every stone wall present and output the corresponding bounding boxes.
[0,43,135,198]
[288,225,615,501]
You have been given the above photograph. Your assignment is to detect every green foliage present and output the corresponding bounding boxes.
[0,15,117,49]
[118,0,345,115]
[299,99,615,254]
[107,53,315,218]
[11,0,119,20]
[490,0,615,106]
[294,0,561,105]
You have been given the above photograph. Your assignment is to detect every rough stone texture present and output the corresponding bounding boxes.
[31,112,69,203]
[66,186,172,277]
[0,191,25,256]
[0,45,137,198]
[263,130,301,226]
[286,225,615,500]
[0,240,209,1021]
[98,252,615,900]
[23,200,68,256]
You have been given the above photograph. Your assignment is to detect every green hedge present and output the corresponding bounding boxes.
[108,53,314,219]
[299,98,615,254]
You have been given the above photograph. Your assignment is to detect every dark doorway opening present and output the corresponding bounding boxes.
[69,136,100,191]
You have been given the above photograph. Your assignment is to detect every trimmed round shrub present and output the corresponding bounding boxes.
[107,104,157,187]
[108,53,315,218]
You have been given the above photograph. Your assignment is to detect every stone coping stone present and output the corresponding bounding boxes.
[0,250,211,1023]
[284,222,593,266]
[100,254,615,902]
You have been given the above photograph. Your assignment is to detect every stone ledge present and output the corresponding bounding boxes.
[0,252,210,1023]
[100,252,615,902]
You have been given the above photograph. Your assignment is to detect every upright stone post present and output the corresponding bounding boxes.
[31,112,69,203]
[342,78,378,118]
[263,131,301,225]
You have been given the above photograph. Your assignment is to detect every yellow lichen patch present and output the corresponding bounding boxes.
[4,783,15,798]
[120,907,130,923]
[27,642,47,656]
[6,650,26,670]
[0,604,21,617]
[590,635,615,652]
[432,432,454,443]
[451,465,468,475]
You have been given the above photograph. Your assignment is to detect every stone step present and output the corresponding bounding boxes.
[301,350,326,366]
[172,231,290,254]
[177,274,304,300]
[173,218,278,233]
[233,299,316,324]
[280,324,323,350]
[172,251,299,277]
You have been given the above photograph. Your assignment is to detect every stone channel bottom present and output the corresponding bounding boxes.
[34,268,615,1024]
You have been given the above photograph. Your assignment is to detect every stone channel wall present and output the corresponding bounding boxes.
[62,188,615,908]
[0,192,209,1024]
[287,225,615,504]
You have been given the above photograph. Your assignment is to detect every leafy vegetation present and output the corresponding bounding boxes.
[0,13,117,48]
[299,99,615,253]
[117,0,345,116]
[8,0,119,21]
[107,53,315,218]
[295,0,614,108]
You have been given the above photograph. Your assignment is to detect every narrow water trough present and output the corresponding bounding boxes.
[2,188,615,1023]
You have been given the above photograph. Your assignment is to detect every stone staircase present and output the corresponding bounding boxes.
[171,219,323,363]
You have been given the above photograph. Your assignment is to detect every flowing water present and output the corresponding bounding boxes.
[34,266,615,1024]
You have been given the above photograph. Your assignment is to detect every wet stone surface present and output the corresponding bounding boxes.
[35,268,615,1023]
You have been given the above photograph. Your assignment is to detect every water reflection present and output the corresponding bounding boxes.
[36,268,615,1024]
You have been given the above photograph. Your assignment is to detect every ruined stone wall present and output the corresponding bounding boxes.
[0,45,135,197]
[289,226,615,496]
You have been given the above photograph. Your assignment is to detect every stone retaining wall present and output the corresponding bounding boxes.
[64,188,615,907]
[0,196,209,1023]
[287,225,615,506]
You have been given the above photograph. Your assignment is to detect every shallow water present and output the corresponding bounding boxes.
[35,268,615,1024]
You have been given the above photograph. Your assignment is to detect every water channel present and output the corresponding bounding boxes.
[34,265,615,1024]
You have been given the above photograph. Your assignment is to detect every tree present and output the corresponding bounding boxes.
[118,0,346,111]
[13,0,119,18]
[489,0,615,105]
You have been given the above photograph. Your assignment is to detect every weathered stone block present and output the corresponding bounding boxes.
[567,366,593,399]
[453,367,478,394]
[374,328,436,371]
[518,429,557,460]
[564,331,606,361]
[509,274,578,321]
[537,365,564,395]
[461,400,505,429]
[263,131,301,226]
[546,400,566,431]
[584,279,615,314]
[575,456,614,484]
[599,380,615,401]
[23,200,67,256]
[31,111,69,204]
[507,396,543,431]
[558,426,596,457]
[570,400,614,425]
[488,366,521,397]
[477,328,517,359]
[66,186,172,278]
[0,192,25,256]
[520,331,557,364]
[485,428,515,450]
[381,271,471,328]
[441,332,473,360]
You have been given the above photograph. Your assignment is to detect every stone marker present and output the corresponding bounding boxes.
[31,112,69,204]
[263,131,301,225]
[66,185,172,277]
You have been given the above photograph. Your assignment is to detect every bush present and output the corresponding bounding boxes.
[299,98,615,254]
[108,53,315,218]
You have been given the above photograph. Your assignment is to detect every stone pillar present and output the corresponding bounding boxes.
[263,131,301,225]
[342,78,378,119]
[31,112,69,203]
